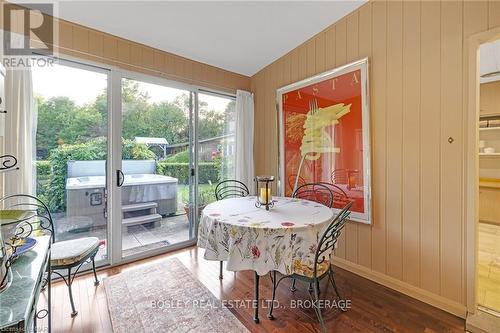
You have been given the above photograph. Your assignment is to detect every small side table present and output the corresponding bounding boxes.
[0,235,51,332]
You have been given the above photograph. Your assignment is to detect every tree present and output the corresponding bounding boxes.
[148,102,188,144]
[198,109,225,139]
[36,96,76,156]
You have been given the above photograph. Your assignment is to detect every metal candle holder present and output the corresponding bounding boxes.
[254,176,275,211]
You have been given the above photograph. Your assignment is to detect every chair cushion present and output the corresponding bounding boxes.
[50,237,99,267]
[292,259,330,278]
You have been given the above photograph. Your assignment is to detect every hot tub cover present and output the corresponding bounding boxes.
[66,174,178,190]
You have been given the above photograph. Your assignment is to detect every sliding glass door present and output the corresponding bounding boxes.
[32,60,111,265]
[118,76,195,259]
[32,58,237,265]
[197,92,236,207]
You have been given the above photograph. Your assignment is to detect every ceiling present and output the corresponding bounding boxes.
[22,1,366,76]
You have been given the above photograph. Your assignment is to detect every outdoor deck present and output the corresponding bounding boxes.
[53,213,191,262]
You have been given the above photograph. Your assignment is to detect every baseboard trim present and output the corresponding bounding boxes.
[332,257,467,319]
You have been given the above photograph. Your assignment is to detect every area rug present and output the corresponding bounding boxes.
[103,258,250,333]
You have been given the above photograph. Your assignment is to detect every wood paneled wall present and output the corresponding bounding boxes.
[250,0,500,317]
[52,18,250,93]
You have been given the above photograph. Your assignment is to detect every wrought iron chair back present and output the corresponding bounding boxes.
[214,179,249,280]
[331,169,348,184]
[316,181,351,208]
[313,201,352,278]
[265,201,353,331]
[292,183,334,208]
[0,194,55,243]
[214,180,250,200]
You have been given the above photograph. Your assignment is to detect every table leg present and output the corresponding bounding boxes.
[47,253,51,333]
[253,272,260,323]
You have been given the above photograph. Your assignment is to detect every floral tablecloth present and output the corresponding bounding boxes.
[197,196,334,276]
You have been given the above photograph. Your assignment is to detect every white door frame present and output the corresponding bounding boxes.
[465,26,500,316]
[36,53,237,267]
[109,69,197,265]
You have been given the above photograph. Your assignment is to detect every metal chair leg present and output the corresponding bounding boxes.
[328,269,346,312]
[312,279,326,333]
[67,268,78,317]
[219,261,223,279]
[328,268,341,298]
[91,256,100,286]
[267,271,277,320]
[290,278,297,292]
[253,272,260,323]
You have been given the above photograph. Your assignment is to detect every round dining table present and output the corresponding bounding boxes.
[197,195,334,322]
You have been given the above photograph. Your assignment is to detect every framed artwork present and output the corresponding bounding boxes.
[277,58,371,224]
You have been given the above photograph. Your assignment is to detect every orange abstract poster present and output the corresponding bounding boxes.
[278,59,371,224]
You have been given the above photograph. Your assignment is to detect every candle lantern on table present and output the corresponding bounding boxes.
[254,176,275,210]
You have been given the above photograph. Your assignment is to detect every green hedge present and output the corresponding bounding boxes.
[35,160,51,204]
[164,150,189,163]
[36,160,51,178]
[157,162,219,185]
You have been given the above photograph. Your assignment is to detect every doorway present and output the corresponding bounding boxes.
[31,58,237,267]
[32,59,111,266]
[476,39,500,316]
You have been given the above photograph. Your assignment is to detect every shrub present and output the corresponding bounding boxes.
[45,137,155,212]
[165,150,189,163]
[36,160,51,177]
[156,162,219,185]
[36,160,51,204]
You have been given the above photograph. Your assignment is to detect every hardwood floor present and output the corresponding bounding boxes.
[477,222,500,313]
[38,246,465,333]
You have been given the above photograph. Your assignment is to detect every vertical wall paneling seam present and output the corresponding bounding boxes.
[385,0,389,276]
[488,1,491,28]
[417,0,423,288]
[460,0,464,304]
[438,0,443,296]
[460,0,466,304]
[439,0,444,298]
[398,1,405,280]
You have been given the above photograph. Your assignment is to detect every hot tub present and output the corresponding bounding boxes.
[65,160,178,227]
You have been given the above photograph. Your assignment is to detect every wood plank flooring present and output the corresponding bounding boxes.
[38,246,465,333]
[477,222,500,313]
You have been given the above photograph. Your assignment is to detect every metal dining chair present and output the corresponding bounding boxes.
[291,183,335,292]
[214,179,249,279]
[0,194,100,318]
[292,182,334,208]
[214,179,250,200]
[316,182,351,209]
[331,169,350,185]
[266,202,352,333]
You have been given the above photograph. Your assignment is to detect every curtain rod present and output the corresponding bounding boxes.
[198,88,236,100]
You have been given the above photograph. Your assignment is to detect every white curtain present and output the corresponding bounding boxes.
[3,32,36,196]
[234,90,255,193]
